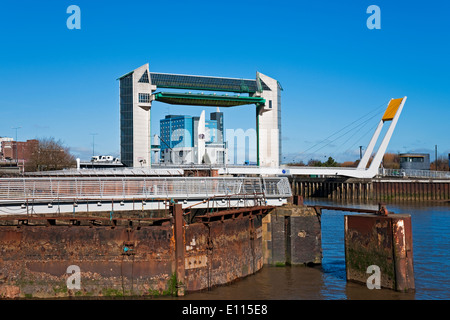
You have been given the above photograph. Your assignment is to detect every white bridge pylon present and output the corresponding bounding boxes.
[220,97,407,179]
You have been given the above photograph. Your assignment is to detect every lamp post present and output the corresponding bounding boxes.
[11,126,21,163]
[435,145,438,171]
[90,133,98,158]
[12,126,21,142]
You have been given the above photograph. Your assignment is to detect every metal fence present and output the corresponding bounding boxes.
[26,167,185,177]
[378,168,450,179]
[0,176,292,202]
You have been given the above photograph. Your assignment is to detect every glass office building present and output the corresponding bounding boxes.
[160,115,194,150]
[159,112,225,164]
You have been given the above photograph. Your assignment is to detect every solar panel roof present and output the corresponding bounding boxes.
[149,73,271,93]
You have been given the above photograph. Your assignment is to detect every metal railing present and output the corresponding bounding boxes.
[378,168,450,179]
[26,167,184,176]
[0,176,292,202]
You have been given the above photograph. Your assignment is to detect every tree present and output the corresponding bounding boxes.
[340,160,358,168]
[323,156,339,167]
[286,161,306,166]
[430,156,449,171]
[382,153,400,169]
[25,138,76,172]
[307,159,323,167]
[306,157,339,167]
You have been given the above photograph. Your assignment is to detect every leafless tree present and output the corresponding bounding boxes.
[430,156,449,171]
[25,138,76,172]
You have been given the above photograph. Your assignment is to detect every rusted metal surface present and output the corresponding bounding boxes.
[0,220,174,298]
[391,215,415,291]
[344,213,415,292]
[292,195,303,206]
[182,205,268,292]
[183,214,264,292]
[172,203,185,296]
[0,205,270,298]
[309,204,386,215]
[192,205,272,223]
[0,214,172,227]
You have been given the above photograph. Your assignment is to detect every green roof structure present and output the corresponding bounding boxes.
[154,92,266,107]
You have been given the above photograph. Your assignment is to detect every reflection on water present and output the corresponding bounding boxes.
[180,199,449,300]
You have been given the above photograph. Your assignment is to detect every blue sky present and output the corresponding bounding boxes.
[0,0,449,163]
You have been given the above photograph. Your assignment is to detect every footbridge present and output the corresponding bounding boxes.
[220,96,408,178]
[0,176,291,216]
[96,95,406,179]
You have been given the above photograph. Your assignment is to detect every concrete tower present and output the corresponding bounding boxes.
[118,64,153,167]
[255,72,282,167]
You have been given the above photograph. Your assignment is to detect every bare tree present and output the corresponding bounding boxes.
[430,156,449,171]
[25,138,76,172]
[382,153,400,169]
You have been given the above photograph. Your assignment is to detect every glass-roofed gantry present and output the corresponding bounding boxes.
[150,72,271,93]
[118,63,282,168]
[150,72,270,107]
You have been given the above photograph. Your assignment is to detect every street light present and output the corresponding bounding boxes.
[11,126,21,142]
[11,127,21,162]
[435,145,438,172]
[90,133,98,157]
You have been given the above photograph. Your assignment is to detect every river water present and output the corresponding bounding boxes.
[181,200,450,300]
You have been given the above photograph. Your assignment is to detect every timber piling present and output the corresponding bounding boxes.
[290,177,450,202]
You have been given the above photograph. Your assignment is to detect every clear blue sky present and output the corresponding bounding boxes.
[0,0,449,163]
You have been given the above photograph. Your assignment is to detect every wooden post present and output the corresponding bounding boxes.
[172,203,185,296]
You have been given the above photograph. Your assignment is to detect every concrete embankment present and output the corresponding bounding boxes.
[262,204,322,266]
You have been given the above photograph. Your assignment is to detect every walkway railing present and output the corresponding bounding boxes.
[0,176,292,203]
[378,168,450,179]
